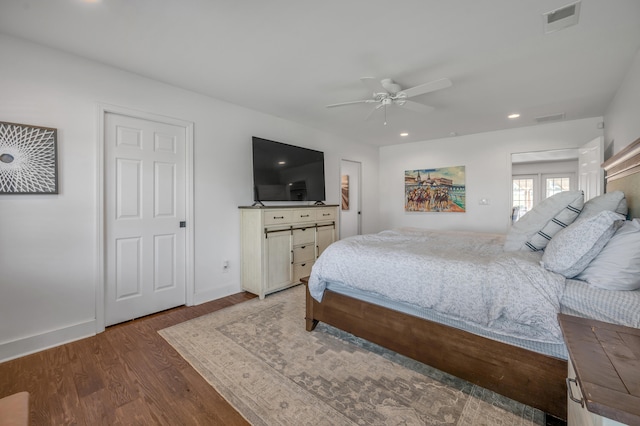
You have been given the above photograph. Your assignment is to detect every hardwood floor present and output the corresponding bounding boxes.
[0,292,256,425]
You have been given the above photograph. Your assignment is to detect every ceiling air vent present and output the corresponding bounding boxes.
[535,113,566,123]
[543,2,581,34]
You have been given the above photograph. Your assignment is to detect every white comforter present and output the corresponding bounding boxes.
[308,228,566,343]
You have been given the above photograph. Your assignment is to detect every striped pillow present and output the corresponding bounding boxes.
[504,190,584,252]
[525,201,583,251]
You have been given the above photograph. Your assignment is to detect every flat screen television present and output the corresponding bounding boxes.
[252,137,326,203]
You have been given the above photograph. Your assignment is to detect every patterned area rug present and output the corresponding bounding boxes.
[159,285,545,425]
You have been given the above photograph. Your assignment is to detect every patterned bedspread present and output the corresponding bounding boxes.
[308,228,566,343]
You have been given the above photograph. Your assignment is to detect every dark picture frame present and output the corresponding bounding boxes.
[0,121,58,194]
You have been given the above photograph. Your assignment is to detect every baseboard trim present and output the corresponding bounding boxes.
[0,320,96,363]
[192,283,243,306]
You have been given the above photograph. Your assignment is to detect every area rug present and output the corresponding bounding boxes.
[159,285,545,425]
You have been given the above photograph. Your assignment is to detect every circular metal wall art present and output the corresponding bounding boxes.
[0,121,58,194]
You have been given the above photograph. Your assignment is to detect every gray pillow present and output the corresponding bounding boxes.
[541,210,625,277]
[504,190,584,252]
[580,191,628,219]
[576,219,640,291]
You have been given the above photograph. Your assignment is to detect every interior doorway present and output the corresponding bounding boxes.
[510,137,603,223]
[340,159,361,239]
[99,106,194,329]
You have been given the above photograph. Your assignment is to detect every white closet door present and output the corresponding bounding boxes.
[104,112,186,326]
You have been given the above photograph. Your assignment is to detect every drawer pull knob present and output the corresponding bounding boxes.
[566,378,584,408]
[301,246,306,249]
[301,263,306,266]
[274,216,284,219]
[301,214,309,217]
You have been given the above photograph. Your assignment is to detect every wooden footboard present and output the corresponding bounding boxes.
[305,285,567,420]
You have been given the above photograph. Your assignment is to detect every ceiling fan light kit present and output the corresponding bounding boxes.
[326,77,452,125]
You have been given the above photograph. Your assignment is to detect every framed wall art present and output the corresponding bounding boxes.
[405,165,465,212]
[341,174,349,210]
[0,121,58,194]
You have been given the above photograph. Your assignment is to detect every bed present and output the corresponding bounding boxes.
[305,138,640,421]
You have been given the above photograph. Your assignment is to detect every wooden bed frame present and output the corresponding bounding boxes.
[305,137,640,421]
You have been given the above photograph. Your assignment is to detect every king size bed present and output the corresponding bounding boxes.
[305,138,640,420]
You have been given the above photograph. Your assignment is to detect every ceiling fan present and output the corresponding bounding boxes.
[326,77,453,125]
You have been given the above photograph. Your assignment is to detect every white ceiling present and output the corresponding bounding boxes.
[1,0,639,146]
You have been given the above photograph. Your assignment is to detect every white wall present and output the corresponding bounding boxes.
[379,118,603,234]
[512,160,578,177]
[0,35,379,361]
[604,48,640,156]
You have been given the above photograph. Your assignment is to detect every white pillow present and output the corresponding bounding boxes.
[541,210,625,277]
[504,190,584,252]
[576,219,640,290]
[580,191,628,219]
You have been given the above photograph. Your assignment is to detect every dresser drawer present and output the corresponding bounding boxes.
[263,210,293,225]
[293,261,313,283]
[292,227,315,245]
[567,361,595,426]
[292,209,316,223]
[316,208,336,221]
[293,244,314,263]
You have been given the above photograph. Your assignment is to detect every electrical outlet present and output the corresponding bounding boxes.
[222,260,229,272]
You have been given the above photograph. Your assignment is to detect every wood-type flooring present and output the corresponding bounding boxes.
[0,292,255,425]
[1,289,565,426]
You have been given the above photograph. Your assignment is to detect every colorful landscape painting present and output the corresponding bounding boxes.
[405,166,466,212]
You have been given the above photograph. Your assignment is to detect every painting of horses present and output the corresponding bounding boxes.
[405,166,465,212]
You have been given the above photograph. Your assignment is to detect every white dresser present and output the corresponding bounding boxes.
[239,205,338,299]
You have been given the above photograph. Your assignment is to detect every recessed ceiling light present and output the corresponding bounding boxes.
[508,113,521,119]
[278,161,286,165]
[400,132,409,137]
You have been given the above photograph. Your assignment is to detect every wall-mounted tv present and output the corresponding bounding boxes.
[252,137,326,203]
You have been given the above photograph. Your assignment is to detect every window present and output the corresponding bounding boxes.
[511,172,575,223]
[512,177,535,222]
[545,176,571,198]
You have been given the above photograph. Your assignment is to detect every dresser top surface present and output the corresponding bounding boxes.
[238,205,338,209]
[559,313,640,425]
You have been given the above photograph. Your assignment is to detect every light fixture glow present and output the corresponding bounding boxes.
[278,161,286,165]
[508,113,521,119]
[400,132,409,137]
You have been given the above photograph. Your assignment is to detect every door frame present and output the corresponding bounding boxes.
[96,104,195,333]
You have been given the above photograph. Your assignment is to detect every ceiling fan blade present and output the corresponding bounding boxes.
[360,77,388,95]
[326,99,375,108]
[396,100,435,114]
[401,78,452,98]
[364,104,384,121]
